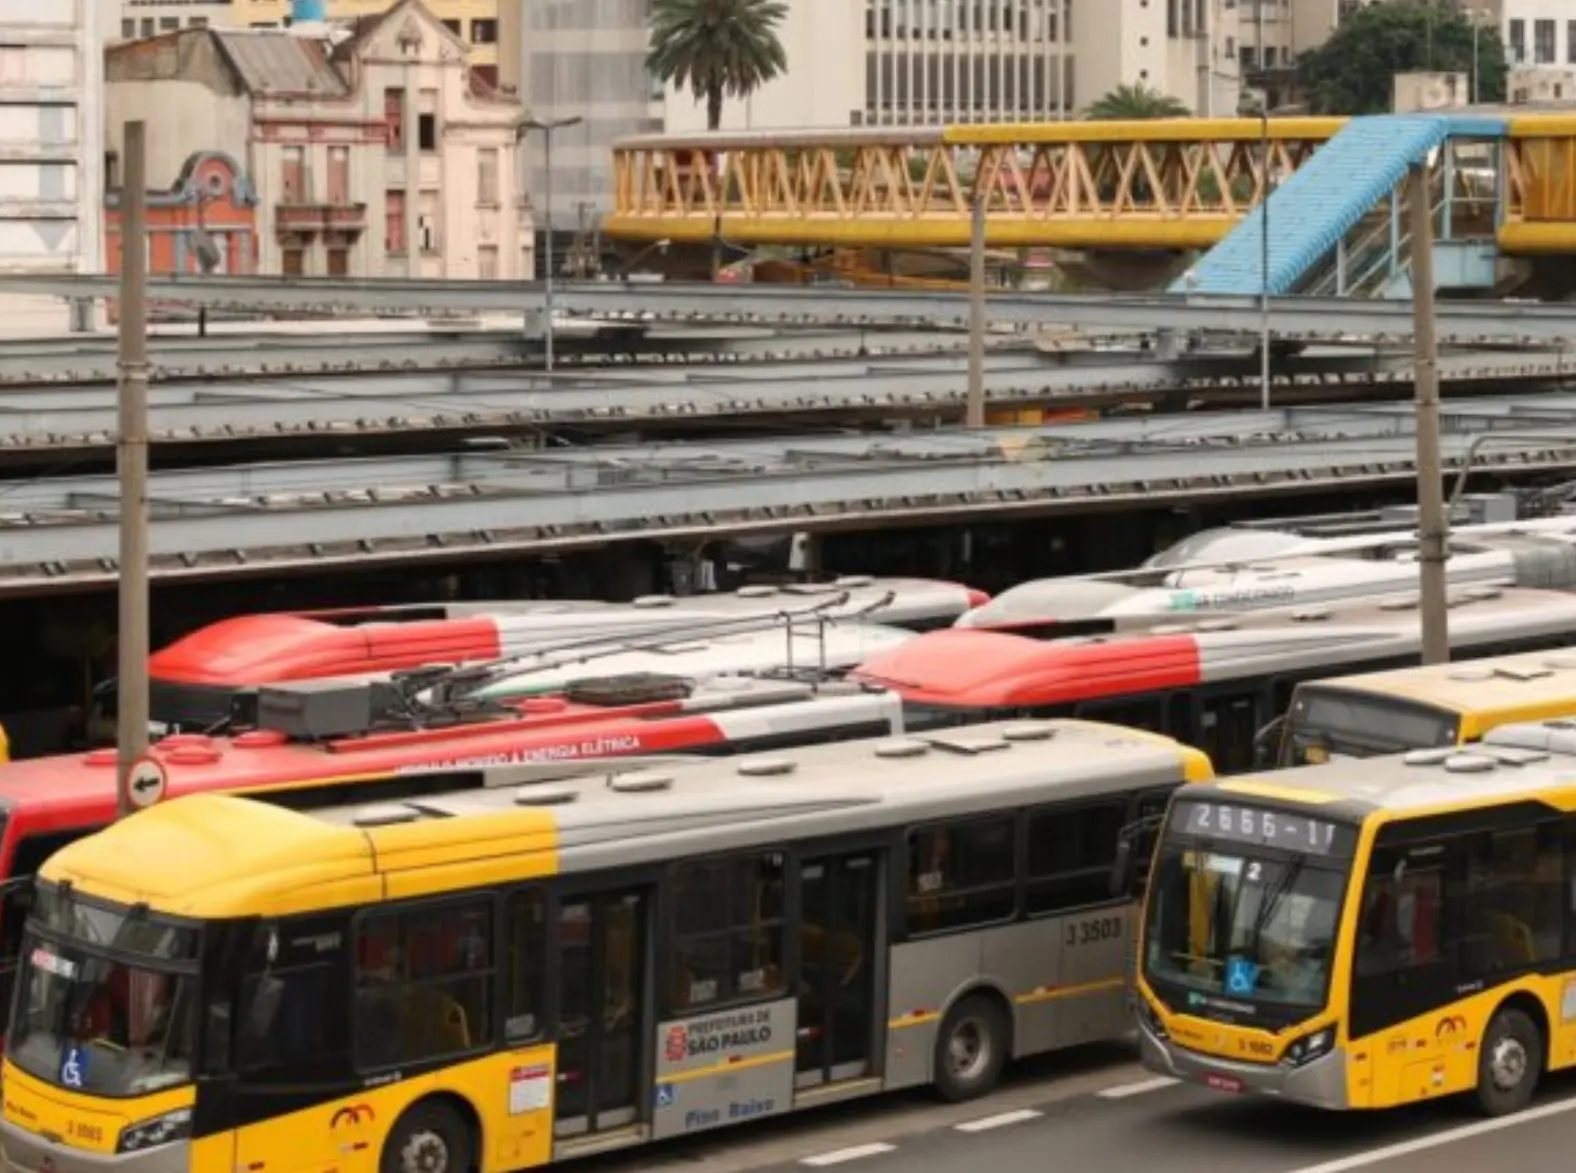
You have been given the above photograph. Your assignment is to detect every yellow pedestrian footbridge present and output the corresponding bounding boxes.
[603,116,1576,267]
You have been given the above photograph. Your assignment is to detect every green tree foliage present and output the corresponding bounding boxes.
[1298,2,1507,115]
[1084,83,1190,120]
[647,0,789,130]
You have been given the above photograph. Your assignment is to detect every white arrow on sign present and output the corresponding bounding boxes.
[125,756,168,810]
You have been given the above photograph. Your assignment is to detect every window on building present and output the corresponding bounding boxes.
[326,247,349,277]
[668,853,787,1011]
[139,17,154,36]
[327,146,349,205]
[907,816,1018,934]
[441,18,460,35]
[418,112,437,152]
[353,899,494,1069]
[384,87,404,152]
[1240,43,1256,69]
[418,190,440,252]
[478,245,499,280]
[1568,20,1576,63]
[477,147,499,205]
[120,18,134,37]
[385,189,406,252]
[280,146,304,203]
[158,16,178,31]
[1535,19,1555,64]
[189,16,208,28]
[472,19,497,43]
[1509,18,1526,63]
[281,247,304,276]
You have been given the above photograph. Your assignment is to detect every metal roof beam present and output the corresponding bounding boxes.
[2,405,1576,571]
[0,350,1563,454]
[2,275,1576,343]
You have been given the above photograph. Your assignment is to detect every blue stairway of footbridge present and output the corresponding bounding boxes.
[1169,113,1508,297]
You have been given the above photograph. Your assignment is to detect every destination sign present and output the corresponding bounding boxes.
[1172,799,1356,857]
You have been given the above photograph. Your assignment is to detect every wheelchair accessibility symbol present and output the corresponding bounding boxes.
[1224,957,1260,997]
[655,1083,676,1109]
[59,1046,86,1089]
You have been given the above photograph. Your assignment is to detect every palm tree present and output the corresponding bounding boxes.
[1085,83,1191,120]
[647,0,789,131]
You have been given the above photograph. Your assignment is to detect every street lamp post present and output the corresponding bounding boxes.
[519,115,584,371]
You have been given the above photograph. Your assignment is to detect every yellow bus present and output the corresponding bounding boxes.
[1273,648,1576,766]
[1132,717,1576,1116]
[0,719,1209,1172]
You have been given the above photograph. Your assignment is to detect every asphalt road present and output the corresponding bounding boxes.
[569,1047,1576,1173]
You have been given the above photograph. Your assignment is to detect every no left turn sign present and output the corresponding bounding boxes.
[125,755,168,810]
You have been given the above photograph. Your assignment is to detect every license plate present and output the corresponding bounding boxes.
[1204,1073,1245,1094]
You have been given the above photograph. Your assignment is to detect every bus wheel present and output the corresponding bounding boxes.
[1475,1007,1542,1117]
[381,1100,474,1173]
[933,994,1009,1102]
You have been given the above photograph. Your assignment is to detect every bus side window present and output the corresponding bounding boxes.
[906,817,1018,936]
[669,853,787,1012]
[1350,840,1447,1039]
[1195,690,1265,774]
[353,898,496,1071]
[1024,800,1128,914]
[1453,824,1566,974]
[504,888,547,1043]
[1074,696,1167,734]
[236,916,351,1080]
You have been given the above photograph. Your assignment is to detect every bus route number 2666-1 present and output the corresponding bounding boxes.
[1065,916,1123,947]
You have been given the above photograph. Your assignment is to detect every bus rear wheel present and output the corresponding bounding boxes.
[933,993,1009,1102]
[1474,1007,1541,1117]
[381,1100,474,1173]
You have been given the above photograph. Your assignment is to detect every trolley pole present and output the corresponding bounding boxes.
[116,120,151,817]
[966,194,986,428]
[1408,160,1449,665]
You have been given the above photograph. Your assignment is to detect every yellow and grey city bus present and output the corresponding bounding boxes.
[0,719,1209,1173]
[1274,648,1576,766]
[1133,717,1576,1116]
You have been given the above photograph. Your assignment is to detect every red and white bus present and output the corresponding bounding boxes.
[0,672,900,1015]
[129,576,983,738]
[855,585,1576,773]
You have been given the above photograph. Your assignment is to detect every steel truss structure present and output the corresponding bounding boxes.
[3,394,1576,595]
[0,274,1573,344]
[604,120,1344,249]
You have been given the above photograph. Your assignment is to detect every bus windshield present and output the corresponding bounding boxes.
[1279,687,1458,766]
[6,890,198,1098]
[1142,801,1357,1022]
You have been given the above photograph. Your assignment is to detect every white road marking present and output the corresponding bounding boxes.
[1096,1076,1180,1099]
[1283,1093,1576,1173]
[800,1143,898,1167]
[954,1108,1043,1133]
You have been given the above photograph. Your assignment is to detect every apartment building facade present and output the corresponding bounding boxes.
[1503,0,1576,69]
[499,0,1244,239]
[120,0,503,80]
[106,0,529,280]
[0,0,117,335]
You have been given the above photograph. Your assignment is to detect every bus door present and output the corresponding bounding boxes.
[552,888,649,1139]
[795,850,882,1090]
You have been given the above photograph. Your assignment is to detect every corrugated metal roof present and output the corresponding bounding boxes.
[212,29,348,97]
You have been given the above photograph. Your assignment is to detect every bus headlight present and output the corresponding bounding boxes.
[1281,1027,1334,1068]
[117,1108,192,1153]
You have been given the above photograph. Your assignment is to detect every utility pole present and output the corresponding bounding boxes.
[967,193,986,428]
[520,115,583,372]
[1409,159,1448,664]
[116,120,151,817]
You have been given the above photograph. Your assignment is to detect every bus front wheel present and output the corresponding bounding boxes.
[381,1100,475,1173]
[1475,1007,1542,1117]
[933,993,1009,1102]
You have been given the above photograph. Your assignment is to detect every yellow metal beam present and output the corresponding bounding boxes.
[607,120,1339,252]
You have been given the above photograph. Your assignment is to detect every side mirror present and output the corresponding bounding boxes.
[1110,837,1135,899]
[1252,715,1287,768]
